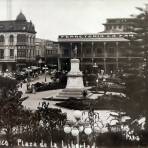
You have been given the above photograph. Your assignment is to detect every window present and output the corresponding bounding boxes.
[118,25,122,29]
[113,26,116,29]
[106,26,111,31]
[0,49,4,58]
[17,34,27,44]
[63,49,69,56]
[36,49,40,56]
[85,48,91,56]
[107,47,116,57]
[46,50,57,55]
[96,48,103,56]
[10,49,14,58]
[17,47,26,58]
[9,35,14,45]
[17,50,26,57]
[0,25,4,29]
[0,35,4,45]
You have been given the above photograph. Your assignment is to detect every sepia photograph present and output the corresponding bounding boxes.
[0,0,148,147]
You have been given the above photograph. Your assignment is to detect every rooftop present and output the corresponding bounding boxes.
[0,12,36,33]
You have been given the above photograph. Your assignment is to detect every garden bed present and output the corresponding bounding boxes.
[56,95,127,111]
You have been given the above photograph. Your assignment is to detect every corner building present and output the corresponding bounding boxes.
[0,12,36,72]
[58,18,143,73]
[35,38,59,68]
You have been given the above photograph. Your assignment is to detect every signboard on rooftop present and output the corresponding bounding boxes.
[59,33,135,39]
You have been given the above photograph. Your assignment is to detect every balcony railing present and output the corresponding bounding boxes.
[106,53,117,57]
[16,56,35,59]
[16,42,34,45]
[45,53,60,57]
[0,56,16,61]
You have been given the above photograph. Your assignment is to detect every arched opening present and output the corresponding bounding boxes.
[0,35,5,45]
[9,35,14,45]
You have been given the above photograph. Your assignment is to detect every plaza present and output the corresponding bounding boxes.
[16,53,143,147]
[0,1,148,147]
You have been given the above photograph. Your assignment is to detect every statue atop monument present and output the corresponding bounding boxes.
[73,45,77,58]
[56,44,87,99]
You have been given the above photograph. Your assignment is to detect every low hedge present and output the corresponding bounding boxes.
[56,95,127,111]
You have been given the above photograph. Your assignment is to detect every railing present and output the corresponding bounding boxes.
[16,56,35,60]
[46,53,60,57]
[16,42,34,45]
[0,56,16,61]
[0,56,36,61]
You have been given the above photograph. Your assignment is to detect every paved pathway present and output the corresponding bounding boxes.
[19,74,63,110]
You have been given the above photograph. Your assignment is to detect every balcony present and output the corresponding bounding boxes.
[16,56,35,61]
[106,53,116,58]
[46,53,60,58]
[16,42,29,45]
[0,56,16,62]
[95,54,105,57]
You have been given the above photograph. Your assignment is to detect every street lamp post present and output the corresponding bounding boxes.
[96,79,99,92]
[27,67,31,90]
[28,67,31,80]
[103,78,107,95]
[64,110,83,148]
[45,65,47,82]
[38,58,42,69]
[93,63,98,73]
[64,108,103,148]
[84,102,103,147]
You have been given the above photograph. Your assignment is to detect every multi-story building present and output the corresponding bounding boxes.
[103,18,135,32]
[58,18,142,73]
[35,38,59,68]
[35,38,46,64]
[0,12,36,72]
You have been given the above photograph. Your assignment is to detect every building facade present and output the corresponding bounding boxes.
[58,18,142,73]
[0,12,36,72]
[35,38,59,69]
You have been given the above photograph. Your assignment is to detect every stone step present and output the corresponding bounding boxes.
[54,95,81,100]
[57,93,82,98]
[55,92,92,100]
[55,95,81,100]
[55,88,92,100]
[62,88,84,93]
[59,91,82,95]
[54,96,66,100]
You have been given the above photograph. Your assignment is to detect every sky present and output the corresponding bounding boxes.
[0,0,148,41]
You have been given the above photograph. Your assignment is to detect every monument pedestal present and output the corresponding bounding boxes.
[56,59,85,99]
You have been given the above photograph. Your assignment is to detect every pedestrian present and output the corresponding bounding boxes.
[27,82,30,90]
[35,72,38,77]
[32,84,36,94]
[20,81,23,88]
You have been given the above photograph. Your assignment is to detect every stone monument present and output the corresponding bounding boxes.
[56,46,85,99]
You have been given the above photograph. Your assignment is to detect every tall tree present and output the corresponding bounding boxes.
[125,4,148,130]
